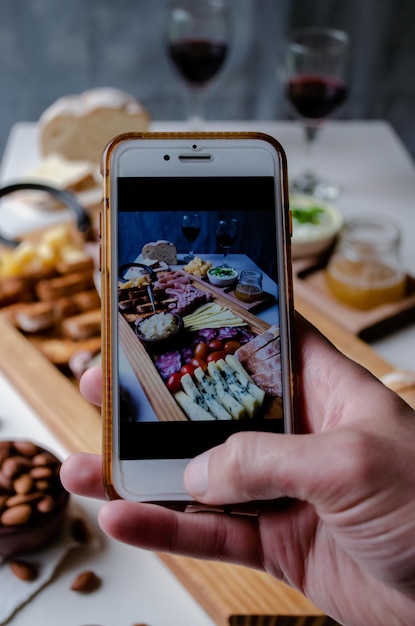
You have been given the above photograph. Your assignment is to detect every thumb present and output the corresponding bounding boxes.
[184,429,373,511]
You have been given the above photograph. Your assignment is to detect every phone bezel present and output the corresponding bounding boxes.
[101,132,294,503]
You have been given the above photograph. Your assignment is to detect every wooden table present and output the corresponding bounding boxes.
[1,120,414,625]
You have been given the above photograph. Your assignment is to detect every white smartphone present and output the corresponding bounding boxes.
[101,132,295,506]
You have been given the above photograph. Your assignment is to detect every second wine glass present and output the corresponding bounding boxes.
[280,27,349,200]
[216,218,238,267]
[166,0,230,129]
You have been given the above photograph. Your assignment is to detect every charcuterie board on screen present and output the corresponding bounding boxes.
[117,260,284,425]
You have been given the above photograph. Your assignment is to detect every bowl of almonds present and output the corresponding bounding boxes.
[0,440,69,557]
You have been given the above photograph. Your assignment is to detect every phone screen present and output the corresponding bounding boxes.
[114,172,293,462]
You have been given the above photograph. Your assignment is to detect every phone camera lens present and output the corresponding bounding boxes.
[192,144,197,149]
[163,154,170,161]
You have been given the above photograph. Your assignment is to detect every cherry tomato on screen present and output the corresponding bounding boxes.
[190,357,207,372]
[207,339,223,352]
[224,340,241,354]
[166,372,182,393]
[180,363,196,378]
[206,350,227,363]
[193,342,209,361]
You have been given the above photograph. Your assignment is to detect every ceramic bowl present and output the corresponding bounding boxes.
[290,194,343,259]
[207,267,238,287]
[0,440,70,557]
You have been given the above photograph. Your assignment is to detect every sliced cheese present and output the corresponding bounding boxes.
[193,367,232,420]
[180,373,209,411]
[174,391,215,421]
[222,356,266,406]
[207,362,246,419]
[215,360,257,417]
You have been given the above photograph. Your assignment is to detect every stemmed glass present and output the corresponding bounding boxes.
[166,0,230,129]
[182,213,201,261]
[280,27,349,200]
[216,218,238,267]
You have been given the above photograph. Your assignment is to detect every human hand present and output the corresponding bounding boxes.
[61,316,415,625]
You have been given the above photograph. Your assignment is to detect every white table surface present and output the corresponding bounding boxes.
[1,119,415,371]
[0,119,414,624]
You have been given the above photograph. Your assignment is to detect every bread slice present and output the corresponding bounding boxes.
[39,87,150,164]
[141,240,177,265]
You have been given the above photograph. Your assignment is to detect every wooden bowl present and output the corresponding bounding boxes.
[0,440,70,557]
[135,312,184,349]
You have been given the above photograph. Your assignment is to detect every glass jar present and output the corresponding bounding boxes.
[326,214,406,310]
[234,270,263,303]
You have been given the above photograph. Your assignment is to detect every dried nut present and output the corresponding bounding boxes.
[30,466,53,479]
[13,473,33,495]
[5,491,43,507]
[0,473,13,492]
[8,558,38,581]
[70,516,90,544]
[37,495,55,514]
[70,570,101,593]
[2,456,30,479]
[1,503,32,526]
[13,441,38,457]
[32,452,56,466]
[35,479,50,491]
[0,494,8,508]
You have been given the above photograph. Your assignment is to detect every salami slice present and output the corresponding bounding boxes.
[154,350,182,379]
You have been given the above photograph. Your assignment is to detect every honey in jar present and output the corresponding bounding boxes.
[326,214,406,310]
[234,270,263,303]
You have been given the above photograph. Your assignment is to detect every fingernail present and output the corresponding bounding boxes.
[185,450,211,497]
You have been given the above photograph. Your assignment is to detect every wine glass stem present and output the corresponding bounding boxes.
[187,89,205,129]
[304,125,319,178]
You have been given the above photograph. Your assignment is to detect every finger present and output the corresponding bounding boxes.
[60,452,106,500]
[79,366,102,406]
[184,429,380,511]
[98,499,264,568]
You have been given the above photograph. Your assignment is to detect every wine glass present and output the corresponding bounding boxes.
[182,213,201,261]
[166,0,230,129]
[216,218,238,267]
[280,27,349,200]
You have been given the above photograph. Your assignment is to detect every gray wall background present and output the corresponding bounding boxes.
[0,0,414,159]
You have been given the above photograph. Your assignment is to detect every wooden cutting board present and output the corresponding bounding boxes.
[293,258,415,341]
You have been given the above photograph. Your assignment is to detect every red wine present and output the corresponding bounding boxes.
[286,75,347,120]
[182,225,200,243]
[217,233,237,248]
[168,39,227,86]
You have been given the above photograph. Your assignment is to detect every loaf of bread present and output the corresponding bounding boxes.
[141,240,177,265]
[39,87,151,164]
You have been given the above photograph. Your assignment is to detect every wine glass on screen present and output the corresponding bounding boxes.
[216,218,238,267]
[182,213,201,261]
[166,0,230,128]
[281,27,349,200]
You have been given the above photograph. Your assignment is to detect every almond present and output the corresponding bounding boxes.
[1,503,32,526]
[37,495,55,513]
[30,465,53,479]
[70,570,101,593]
[2,456,30,479]
[13,441,39,457]
[13,473,33,495]
[8,559,38,581]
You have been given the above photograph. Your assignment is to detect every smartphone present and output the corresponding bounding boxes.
[101,132,295,506]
